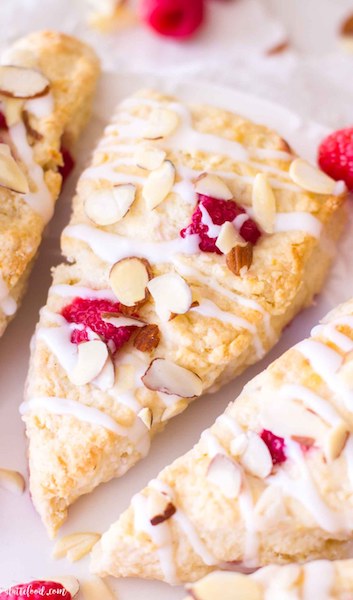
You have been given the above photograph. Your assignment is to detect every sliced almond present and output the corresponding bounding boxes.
[161,399,188,422]
[147,488,176,526]
[93,354,115,391]
[260,399,328,442]
[138,407,153,429]
[0,96,24,126]
[0,468,25,495]
[194,173,233,200]
[101,312,146,328]
[134,323,160,352]
[0,65,50,99]
[188,571,261,600]
[252,173,276,233]
[291,435,315,448]
[340,14,353,51]
[147,272,192,321]
[0,149,29,194]
[206,454,242,499]
[135,144,166,170]
[289,158,336,194]
[226,243,253,276]
[240,432,272,479]
[84,184,136,226]
[216,221,243,254]
[50,576,80,598]
[229,433,248,458]
[22,109,43,140]
[324,421,349,461]
[69,340,108,386]
[143,107,179,139]
[142,358,202,398]
[109,257,152,307]
[142,160,175,210]
[81,576,115,600]
[53,532,101,562]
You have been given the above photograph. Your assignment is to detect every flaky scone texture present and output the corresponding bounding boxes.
[25,89,346,537]
[0,31,100,336]
[92,298,353,583]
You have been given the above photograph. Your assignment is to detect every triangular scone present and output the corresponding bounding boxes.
[25,89,346,537]
[183,559,353,600]
[92,298,353,583]
[0,31,99,336]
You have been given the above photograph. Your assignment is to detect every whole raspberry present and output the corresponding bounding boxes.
[62,297,136,353]
[318,127,353,191]
[140,0,205,39]
[59,146,75,183]
[261,429,286,465]
[180,194,261,254]
[0,580,71,600]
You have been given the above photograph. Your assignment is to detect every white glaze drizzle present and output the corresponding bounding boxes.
[302,559,334,600]
[0,273,17,316]
[50,284,117,301]
[295,339,343,387]
[279,384,341,426]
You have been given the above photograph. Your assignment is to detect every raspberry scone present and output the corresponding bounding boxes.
[184,559,353,600]
[24,89,346,537]
[0,31,99,336]
[92,298,353,582]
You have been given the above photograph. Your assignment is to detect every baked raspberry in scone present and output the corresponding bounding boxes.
[91,298,353,582]
[24,89,346,537]
[0,31,99,337]
[183,559,353,600]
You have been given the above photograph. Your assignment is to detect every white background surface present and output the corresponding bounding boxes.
[1,1,353,598]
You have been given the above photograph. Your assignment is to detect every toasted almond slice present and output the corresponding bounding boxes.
[252,173,276,233]
[84,184,136,226]
[0,65,50,99]
[240,432,273,478]
[195,173,233,200]
[147,272,192,321]
[207,454,242,499]
[1,96,24,126]
[147,488,176,526]
[143,160,175,210]
[142,358,202,398]
[134,324,160,352]
[53,532,101,561]
[226,243,253,276]
[0,150,29,194]
[69,340,108,386]
[215,221,243,254]
[101,313,146,328]
[109,257,152,307]
[135,144,166,170]
[50,576,80,598]
[324,421,349,461]
[187,571,261,600]
[81,577,115,600]
[138,407,153,429]
[289,158,336,194]
[143,108,179,139]
[0,468,25,495]
[161,399,188,422]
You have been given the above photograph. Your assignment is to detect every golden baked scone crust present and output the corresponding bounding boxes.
[91,298,353,583]
[0,31,100,336]
[24,89,346,537]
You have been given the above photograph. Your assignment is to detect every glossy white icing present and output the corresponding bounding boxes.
[50,284,117,301]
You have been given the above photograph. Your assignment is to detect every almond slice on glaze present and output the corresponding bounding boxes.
[135,144,166,170]
[147,272,192,321]
[0,65,50,99]
[147,488,176,526]
[142,160,176,210]
[0,468,25,495]
[50,577,80,598]
[240,432,273,479]
[324,421,349,461]
[0,150,29,194]
[226,243,253,276]
[216,221,243,254]
[134,324,160,352]
[143,107,179,139]
[252,173,276,233]
[142,358,202,398]
[206,454,242,499]
[81,577,115,600]
[109,257,152,307]
[138,407,153,429]
[53,532,101,562]
[187,570,262,600]
[69,340,109,386]
[289,158,337,194]
[194,173,233,200]
[84,184,136,226]
[101,312,146,328]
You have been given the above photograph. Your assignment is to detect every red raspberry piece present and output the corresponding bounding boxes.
[261,429,286,465]
[318,127,353,191]
[0,580,71,600]
[62,297,136,353]
[140,0,205,39]
[59,145,75,183]
[180,194,261,254]
[0,111,7,130]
